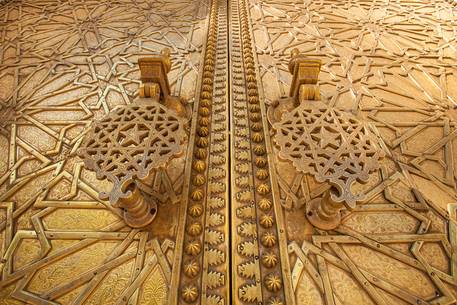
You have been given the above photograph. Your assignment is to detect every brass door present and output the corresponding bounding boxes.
[1,0,457,305]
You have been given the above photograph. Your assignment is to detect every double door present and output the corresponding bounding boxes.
[0,0,456,304]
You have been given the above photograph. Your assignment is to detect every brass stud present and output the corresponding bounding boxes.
[267,298,284,305]
[191,189,204,201]
[193,160,206,172]
[199,117,210,126]
[265,274,282,292]
[250,104,260,112]
[259,198,272,210]
[261,232,277,247]
[248,89,257,97]
[189,204,203,217]
[195,148,207,159]
[253,145,266,156]
[184,260,200,278]
[250,113,261,122]
[185,241,202,256]
[255,157,267,168]
[247,75,256,82]
[200,99,211,107]
[204,58,214,66]
[251,122,262,131]
[257,183,270,194]
[182,285,199,303]
[252,132,263,143]
[256,169,269,180]
[202,84,213,92]
[248,96,259,104]
[204,65,214,73]
[203,71,213,79]
[260,214,274,228]
[201,90,212,99]
[203,78,213,85]
[187,222,203,236]
[193,174,206,186]
[197,136,209,148]
[262,252,278,268]
[199,107,210,117]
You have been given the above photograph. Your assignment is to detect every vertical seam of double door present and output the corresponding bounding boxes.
[228,0,295,304]
[170,0,294,304]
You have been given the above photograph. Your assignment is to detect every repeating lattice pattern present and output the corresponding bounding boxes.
[273,102,384,206]
[0,0,208,303]
[78,103,185,203]
[251,0,457,304]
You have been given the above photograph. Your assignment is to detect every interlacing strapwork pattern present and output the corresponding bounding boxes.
[1,0,457,304]
[0,0,208,303]
[273,102,384,206]
[250,0,457,304]
[78,103,185,203]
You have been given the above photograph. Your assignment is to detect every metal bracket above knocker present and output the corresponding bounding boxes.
[268,48,322,124]
[271,48,385,230]
[138,48,190,119]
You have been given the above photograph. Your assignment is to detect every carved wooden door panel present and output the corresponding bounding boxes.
[1,0,457,305]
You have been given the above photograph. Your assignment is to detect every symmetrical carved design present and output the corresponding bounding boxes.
[0,0,208,303]
[274,102,384,207]
[229,0,293,303]
[170,0,230,303]
[273,100,385,229]
[1,0,457,304]
[272,49,385,230]
[78,101,185,227]
[251,0,457,303]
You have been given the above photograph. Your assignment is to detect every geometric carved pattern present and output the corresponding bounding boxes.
[1,0,457,304]
[78,103,185,204]
[0,0,207,303]
[251,0,457,303]
[273,101,385,207]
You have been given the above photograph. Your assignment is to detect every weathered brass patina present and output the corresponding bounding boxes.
[1,0,457,304]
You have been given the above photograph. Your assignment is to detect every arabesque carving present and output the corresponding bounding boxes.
[78,101,185,227]
[1,0,457,304]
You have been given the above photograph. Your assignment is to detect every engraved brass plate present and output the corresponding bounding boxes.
[1,0,457,304]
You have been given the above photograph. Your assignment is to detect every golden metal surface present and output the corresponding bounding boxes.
[77,101,186,228]
[250,0,457,304]
[0,0,209,303]
[77,51,187,228]
[1,0,457,304]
